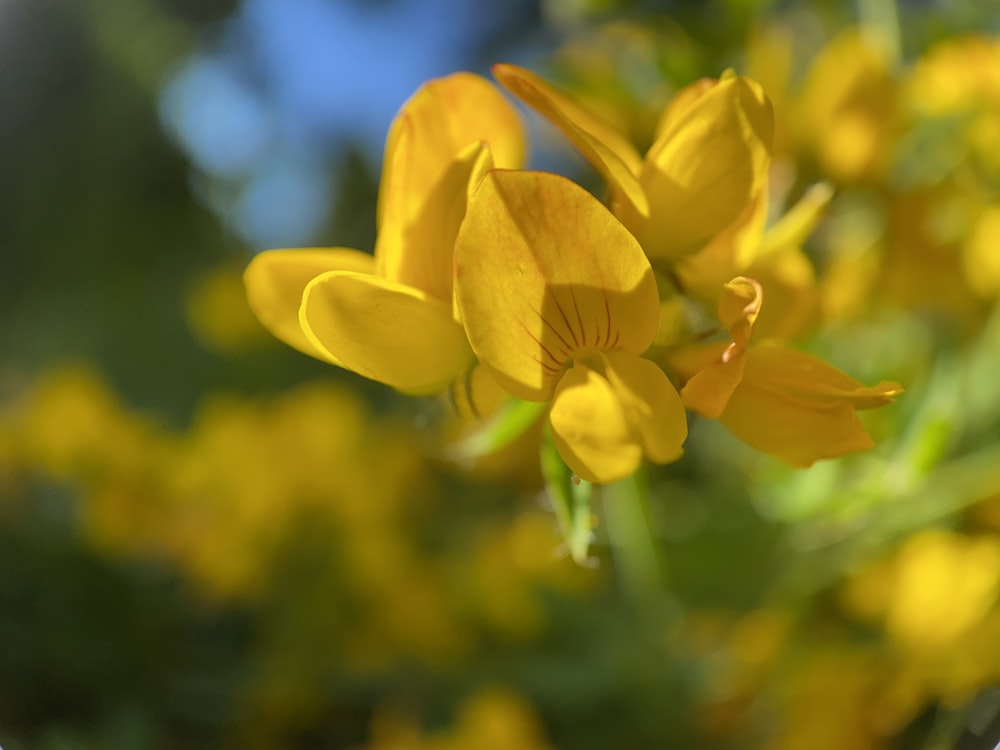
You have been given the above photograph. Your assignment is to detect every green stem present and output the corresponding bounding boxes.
[602,466,664,602]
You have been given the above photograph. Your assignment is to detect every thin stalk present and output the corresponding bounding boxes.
[602,466,664,602]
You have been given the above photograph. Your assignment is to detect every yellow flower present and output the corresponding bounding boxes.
[185,262,269,353]
[492,63,773,262]
[672,180,831,341]
[963,204,1000,299]
[900,532,994,643]
[455,169,687,484]
[244,73,525,394]
[794,28,896,183]
[671,278,902,466]
[905,35,1000,117]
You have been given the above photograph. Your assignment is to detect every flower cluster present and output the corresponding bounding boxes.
[244,66,902,487]
[0,364,587,745]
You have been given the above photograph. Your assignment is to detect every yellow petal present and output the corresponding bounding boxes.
[680,350,747,420]
[300,271,472,394]
[651,76,717,142]
[549,363,642,484]
[375,73,524,301]
[718,276,763,349]
[720,345,902,466]
[721,389,874,467]
[632,75,773,260]
[378,139,494,304]
[377,72,525,231]
[741,345,902,409]
[492,63,649,218]
[243,247,375,362]
[455,169,659,401]
[675,186,768,306]
[601,352,687,464]
[678,277,762,418]
[746,245,820,341]
[664,341,730,383]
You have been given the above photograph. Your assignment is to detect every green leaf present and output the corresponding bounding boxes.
[445,397,546,464]
[540,425,594,565]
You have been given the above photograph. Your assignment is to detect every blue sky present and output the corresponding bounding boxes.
[161,0,542,248]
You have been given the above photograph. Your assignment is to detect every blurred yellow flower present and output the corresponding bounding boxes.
[963,204,1000,299]
[185,263,269,353]
[795,29,897,183]
[369,686,554,750]
[905,35,1000,117]
[845,530,1000,652]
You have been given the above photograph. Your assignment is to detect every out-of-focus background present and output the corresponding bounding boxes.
[4,0,1000,748]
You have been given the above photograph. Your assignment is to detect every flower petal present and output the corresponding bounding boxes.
[718,276,763,349]
[243,248,375,362]
[375,72,525,299]
[675,186,768,306]
[492,63,649,218]
[379,139,494,304]
[720,345,902,466]
[678,277,763,418]
[455,170,660,401]
[601,352,687,464]
[549,363,642,484]
[377,72,525,230]
[300,271,472,394]
[721,384,875,467]
[743,345,902,408]
[745,245,820,341]
[629,74,774,260]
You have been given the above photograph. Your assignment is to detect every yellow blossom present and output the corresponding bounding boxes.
[455,169,687,483]
[493,63,773,262]
[795,28,897,183]
[244,73,526,394]
[185,263,269,353]
[670,278,902,466]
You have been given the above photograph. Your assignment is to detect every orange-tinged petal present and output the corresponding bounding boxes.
[665,341,730,383]
[493,63,649,218]
[243,247,375,362]
[378,139,494,304]
[377,71,525,231]
[720,345,902,466]
[720,382,876,467]
[678,277,762,418]
[601,352,687,464]
[300,271,472,395]
[549,363,642,484]
[455,170,659,402]
[741,345,902,409]
[681,350,747,420]
[718,276,763,349]
[631,75,773,260]
[746,245,820,341]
